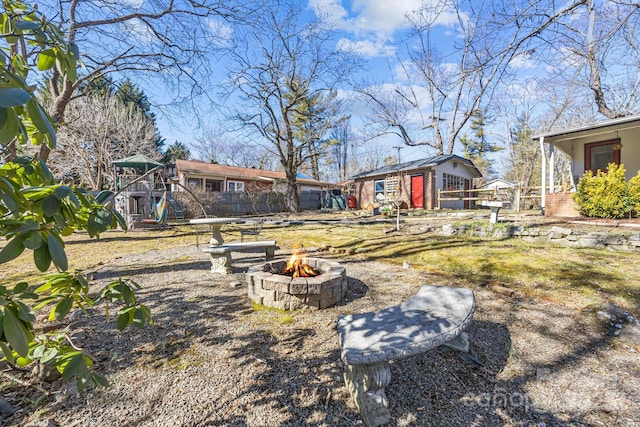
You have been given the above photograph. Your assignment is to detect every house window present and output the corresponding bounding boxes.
[374,179,385,202]
[442,173,464,191]
[585,140,620,173]
[227,181,245,192]
[187,178,201,190]
[205,179,222,192]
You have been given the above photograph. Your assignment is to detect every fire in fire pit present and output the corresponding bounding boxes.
[281,246,319,278]
[246,254,347,311]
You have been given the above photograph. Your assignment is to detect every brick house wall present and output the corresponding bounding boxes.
[545,193,580,217]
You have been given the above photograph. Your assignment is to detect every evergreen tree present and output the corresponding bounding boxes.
[460,108,502,179]
[162,141,192,164]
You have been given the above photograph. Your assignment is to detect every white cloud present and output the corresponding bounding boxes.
[310,0,460,59]
[310,0,421,35]
[207,18,233,46]
[350,0,423,34]
[121,18,156,44]
[122,0,145,8]
[509,52,535,70]
[336,37,391,58]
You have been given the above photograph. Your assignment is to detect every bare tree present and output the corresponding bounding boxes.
[192,126,276,169]
[48,93,159,189]
[28,0,244,161]
[536,0,640,119]
[360,0,586,155]
[225,0,358,212]
[327,120,352,183]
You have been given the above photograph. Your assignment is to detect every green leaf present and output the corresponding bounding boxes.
[36,48,56,71]
[13,282,28,294]
[91,371,109,388]
[26,99,56,146]
[0,237,25,264]
[0,87,30,107]
[47,233,67,271]
[54,185,72,200]
[133,308,146,328]
[113,209,127,231]
[0,107,19,145]
[95,190,113,204]
[37,159,53,184]
[2,306,32,357]
[34,243,51,272]
[53,297,73,320]
[62,353,86,380]
[0,341,15,364]
[23,230,43,250]
[88,209,113,237]
[117,309,134,331]
[42,193,61,216]
[31,344,45,358]
[16,301,36,323]
[1,192,19,214]
[60,226,74,236]
[14,20,41,30]
[15,356,31,367]
[40,347,58,364]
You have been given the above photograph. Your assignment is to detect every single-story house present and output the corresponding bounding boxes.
[482,178,517,191]
[533,114,640,217]
[172,159,329,193]
[349,154,482,210]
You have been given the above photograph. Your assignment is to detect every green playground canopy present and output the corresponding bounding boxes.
[112,154,164,171]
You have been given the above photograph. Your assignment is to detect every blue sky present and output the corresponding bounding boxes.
[150,0,490,166]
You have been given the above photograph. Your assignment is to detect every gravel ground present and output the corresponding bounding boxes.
[2,238,640,427]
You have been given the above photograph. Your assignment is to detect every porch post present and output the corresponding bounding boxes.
[540,136,546,214]
[549,144,555,194]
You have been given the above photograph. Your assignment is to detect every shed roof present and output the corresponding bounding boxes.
[350,154,482,180]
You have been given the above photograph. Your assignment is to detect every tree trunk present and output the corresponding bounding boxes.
[285,170,300,213]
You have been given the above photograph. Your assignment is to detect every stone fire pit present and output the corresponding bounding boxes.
[245,258,347,310]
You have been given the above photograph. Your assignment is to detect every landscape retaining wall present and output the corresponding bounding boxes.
[441,223,640,252]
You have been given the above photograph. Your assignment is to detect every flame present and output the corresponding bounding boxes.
[282,246,320,277]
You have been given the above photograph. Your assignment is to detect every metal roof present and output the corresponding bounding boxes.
[532,114,640,140]
[350,154,482,179]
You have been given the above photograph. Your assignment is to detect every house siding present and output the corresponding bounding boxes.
[349,155,482,211]
[563,126,640,182]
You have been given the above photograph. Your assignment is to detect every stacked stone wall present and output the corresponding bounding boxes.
[440,223,640,251]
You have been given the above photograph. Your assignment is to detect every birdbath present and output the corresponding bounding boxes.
[481,200,504,224]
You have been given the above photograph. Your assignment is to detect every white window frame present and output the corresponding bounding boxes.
[227,180,245,192]
[374,179,385,202]
[442,173,465,191]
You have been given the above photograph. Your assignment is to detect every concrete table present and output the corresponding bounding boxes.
[189,217,242,245]
[481,200,504,224]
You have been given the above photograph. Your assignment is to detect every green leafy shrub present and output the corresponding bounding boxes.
[0,0,152,391]
[572,163,633,219]
[628,172,640,215]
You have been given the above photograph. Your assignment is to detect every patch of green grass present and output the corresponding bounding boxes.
[250,302,296,326]
[3,219,639,312]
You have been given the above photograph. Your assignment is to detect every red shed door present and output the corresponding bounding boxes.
[411,175,424,208]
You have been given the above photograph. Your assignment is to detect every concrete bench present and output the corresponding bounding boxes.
[202,240,278,274]
[336,285,475,427]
